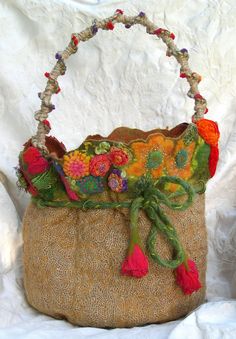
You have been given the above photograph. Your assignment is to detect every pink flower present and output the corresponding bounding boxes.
[22,147,49,175]
[175,259,202,295]
[109,147,129,167]
[89,154,111,177]
[121,244,149,278]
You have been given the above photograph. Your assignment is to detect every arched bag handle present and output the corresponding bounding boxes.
[32,10,207,153]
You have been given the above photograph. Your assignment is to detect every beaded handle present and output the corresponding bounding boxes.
[32,10,208,153]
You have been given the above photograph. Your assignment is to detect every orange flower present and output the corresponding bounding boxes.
[63,151,90,179]
[126,134,174,179]
[166,140,196,191]
[196,119,220,146]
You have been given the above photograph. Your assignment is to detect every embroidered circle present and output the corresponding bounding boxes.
[146,151,163,169]
[175,149,188,168]
[76,175,104,194]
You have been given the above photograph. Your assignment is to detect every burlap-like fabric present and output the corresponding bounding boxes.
[23,192,207,328]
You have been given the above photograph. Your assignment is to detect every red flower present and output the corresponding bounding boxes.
[209,145,219,177]
[109,147,129,167]
[121,244,149,278]
[22,146,49,175]
[89,154,111,177]
[175,259,202,295]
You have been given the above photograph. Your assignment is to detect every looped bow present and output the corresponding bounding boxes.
[128,175,195,269]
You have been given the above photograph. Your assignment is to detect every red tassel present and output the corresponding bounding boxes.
[106,21,115,30]
[121,244,149,278]
[209,145,219,177]
[175,259,202,295]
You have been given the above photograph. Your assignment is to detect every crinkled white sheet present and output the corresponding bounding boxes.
[0,0,236,337]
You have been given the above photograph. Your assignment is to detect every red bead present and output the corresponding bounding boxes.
[106,21,114,30]
[154,28,163,35]
[42,120,51,129]
[194,93,203,100]
[170,32,175,40]
[55,87,61,94]
[115,9,123,14]
[205,108,209,114]
[71,35,79,46]
[44,72,50,78]
[180,73,187,78]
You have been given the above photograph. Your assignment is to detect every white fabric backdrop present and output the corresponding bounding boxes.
[0,0,236,337]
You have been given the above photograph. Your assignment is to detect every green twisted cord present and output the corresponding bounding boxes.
[145,202,185,268]
[32,175,195,268]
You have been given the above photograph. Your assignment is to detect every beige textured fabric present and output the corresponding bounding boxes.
[23,193,207,328]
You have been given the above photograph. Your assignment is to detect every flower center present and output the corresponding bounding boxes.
[69,160,86,176]
[146,151,163,169]
[175,149,188,168]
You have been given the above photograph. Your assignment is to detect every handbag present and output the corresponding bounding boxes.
[17,10,220,328]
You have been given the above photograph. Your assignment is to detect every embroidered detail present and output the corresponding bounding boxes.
[63,151,90,179]
[146,150,163,169]
[77,175,104,194]
[108,169,128,192]
[90,154,111,177]
[175,149,188,169]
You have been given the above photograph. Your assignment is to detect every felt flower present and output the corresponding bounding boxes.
[108,169,128,192]
[175,259,202,295]
[63,151,90,179]
[109,146,129,167]
[95,141,110,155]
[209,145,219,177]
[196,119,220,146]
[121,244,149,278]
[90,154,111,177]
[126,134,174,178]
[22,146,49,175]
[76,175,104,194]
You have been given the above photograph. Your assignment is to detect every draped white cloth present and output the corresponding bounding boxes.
[0,0,236,337]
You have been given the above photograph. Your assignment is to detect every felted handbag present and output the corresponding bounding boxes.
[17,10,220,328]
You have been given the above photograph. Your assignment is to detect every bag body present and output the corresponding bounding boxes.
[17,11,220,328]
[23,193,206,328]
